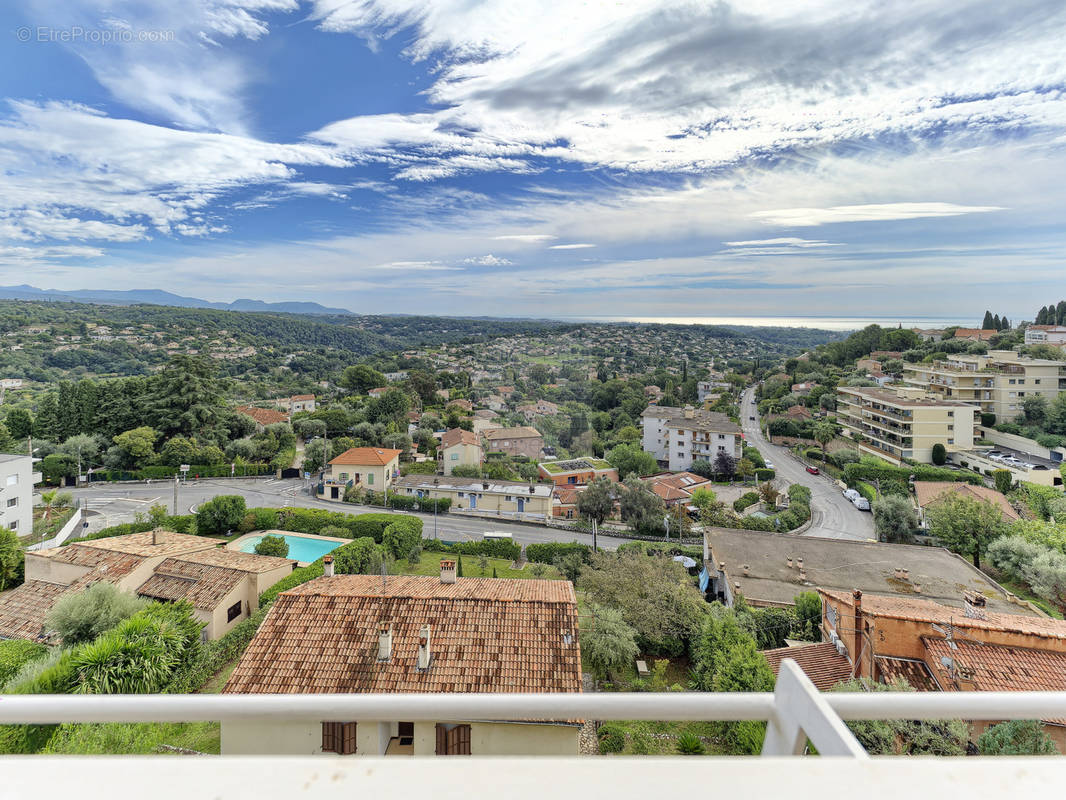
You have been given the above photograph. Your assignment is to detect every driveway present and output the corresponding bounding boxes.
[741,388,875,541]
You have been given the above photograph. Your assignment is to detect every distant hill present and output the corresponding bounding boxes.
[0,285,352,315]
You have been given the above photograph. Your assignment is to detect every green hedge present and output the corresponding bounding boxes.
[64,515,195,545]
[0,641,47,687]
[753,468,775,481]
[422,538,521,560]
[855,482,878,504]
[259,561,326,607]
[734,492,760,512]
[387,495,418,510]
[382,518,423,558]
[272,508,422,543]
[787,484,812,503]
[841,461,982,487]
[742,446,766,468]
[88,463,272,481]
[525,541,592,564]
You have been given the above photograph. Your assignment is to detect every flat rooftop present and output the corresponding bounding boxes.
[838,387,975,408]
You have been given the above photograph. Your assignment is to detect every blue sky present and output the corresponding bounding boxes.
[1,0,1065,318]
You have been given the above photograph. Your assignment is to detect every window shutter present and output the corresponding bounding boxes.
[456,724,471,755]
[341,722,357,755]
[435,723,447,755]
[322,722,339,753]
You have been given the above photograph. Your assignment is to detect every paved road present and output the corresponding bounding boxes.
[68,478,629,551]
[741,388,875,541]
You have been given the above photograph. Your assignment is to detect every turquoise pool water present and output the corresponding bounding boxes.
[239,534,343,562]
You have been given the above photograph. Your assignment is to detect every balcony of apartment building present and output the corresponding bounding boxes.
[5,664,1066,798]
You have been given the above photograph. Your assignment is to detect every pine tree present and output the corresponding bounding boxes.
[982,310,994,329]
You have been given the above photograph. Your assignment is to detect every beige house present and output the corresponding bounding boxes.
[516,400,559,422]
[393,474,553,518]
[0,530,293,642]
[437,428,483,475]
[483,426,543,459]
[836,386,976,464]
[222,567,582,756]
[319,447,402,501]
[273,394,316,414]
[903,350,1066,422]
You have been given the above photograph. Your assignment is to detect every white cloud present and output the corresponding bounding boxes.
[462,254,512,266]
[492,234,556,243]
[749,203,1004,227]
[548,243,596,250]
[724,238,841,248]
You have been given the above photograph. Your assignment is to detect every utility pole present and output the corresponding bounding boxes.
[173,474,179,516]
[592,517,598,553]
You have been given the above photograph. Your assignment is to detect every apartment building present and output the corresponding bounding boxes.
[641,405,742,471]
[836,386,976,464]
[903,350,1066,422]
[1025,325,1066,346]
[392,474,553,518]
[0,453,39,536]
[482,426,543,459]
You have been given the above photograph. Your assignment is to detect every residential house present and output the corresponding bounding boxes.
[914,329,946,342]
[0,378,23,389]
[0,530,294,642]
[438,428,483,476]
[319,448,402,501]
[780,404,813,421]
[641,405,743,471]
[644,385,663,402]
[0,453,40,536]
[835,386,976,463]
[762,642,854,691]
[645,471,713,508]
[537,458,618,487]
[516,400,559,422]
[1025,325,1066,346]
[221,567,582,755]
[393,475,553,518]
[384,371,409,382]
[856,358,882,373]
[446,399,473,414]
[483,394,507,412]
[367,387,389,398]
[869,351,903,360]
[289,394,316,414]
[697,378,731,402]
[551,486,584,519]
[791,382,817,396]
[435,389,451,402]
[235,404,291,430]
[483,426,544,460]
[702,527,1034,615]
[912,482,1020,529]
[953,329,999,342]
[496,386,516,400]
[817,588,1066,749]
[903,350,1066,422]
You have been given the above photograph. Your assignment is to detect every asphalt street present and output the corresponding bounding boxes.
[67,478,631,551]
[741,387,875,541]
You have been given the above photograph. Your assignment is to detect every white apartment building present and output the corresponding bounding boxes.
[836,387,976,464]
[1025,326,1066,346]
[0,453,40,535]
[903,350,1066,422]
[641,405,743,471]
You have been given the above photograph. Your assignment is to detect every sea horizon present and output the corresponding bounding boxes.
[542,315,997,332]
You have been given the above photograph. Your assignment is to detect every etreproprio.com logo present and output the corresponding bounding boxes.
[16,26,175,43]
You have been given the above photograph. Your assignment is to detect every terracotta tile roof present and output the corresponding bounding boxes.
[224,575,581,697]
[483,426,542,440]
[73,530,219,558]
[874,656,940,691]
[762,642,854,690]
[820,589,1066,640]
[137,558,247,610]
[554,487,582,505]
[440,428,479,449]
[329,447,403,466]
[913,481,1020,522]
[924,638,1066,697]
[953,329,998,339]
[235,405,291,426]
[178,547,294,574]
[291,394,315,401]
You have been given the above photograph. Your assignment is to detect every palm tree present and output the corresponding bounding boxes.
[813,421,836,461]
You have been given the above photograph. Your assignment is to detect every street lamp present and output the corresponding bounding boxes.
[433,478,439,540]
[664,515,670,541]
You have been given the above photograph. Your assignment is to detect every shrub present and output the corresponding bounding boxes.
[422,538,521,560]
[526,541,591,564]
[733,492,760,512]
[597,723,626,754]
[855,482,878,504]
[629,730,652,754]
[418,497,452,513]
[0,641,47,686]
[842,461,981,487]
[931,443,947,465]
[981,412,996,427]
[753,468,775,481]
[993,469,1013,495]
[333,537,384,574]
[195,495,247,535]
[44,583,148,647]
[831,448,861,467]
[387,495,418,510]
[382,518,422,558]
[978,720,1059,755]
[787,484,812,503]
[259,562,324,607]
[254,535,289,558]
[676,732,706,755]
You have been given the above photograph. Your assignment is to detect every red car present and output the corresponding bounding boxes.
[805,465,820,475]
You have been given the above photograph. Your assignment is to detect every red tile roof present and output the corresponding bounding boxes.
[762,642,854,690]
[329,447,403,466]
[235,405,290,426]
[913,481,1020,522]
[440,428,479,448]
[224,574,581,696]
[874,656,940,691]
[483,426,542,440]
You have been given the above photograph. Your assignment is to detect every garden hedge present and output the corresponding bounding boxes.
[733,492,760,512]
[753,468,776,481]
[87,463,272,482]
[841,461,981,487]
[855,482,878,504]
[422,538,521,560]
[525,541,592,564]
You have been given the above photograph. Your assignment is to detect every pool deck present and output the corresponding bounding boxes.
[226,529,350,567]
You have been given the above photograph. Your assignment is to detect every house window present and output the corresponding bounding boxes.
[435,723,471,755]
[322,722,357,755]
[505,495,512,501]
[8,520,16,531]
[948,438,955,445]
[5,497,15,507]
[227,601,243,622]
[367,473,374,485]
[339,473,349,481]
[5,474,15,486]
[458,492,464,498]
[450,453,459,460]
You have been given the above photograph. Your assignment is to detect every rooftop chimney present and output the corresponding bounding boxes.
[964,592,987,619]
[377,622,393,662]
[440,559,457,584]
[152,528,162,546]
[323,555,335,577]
[683,405,695,419]
[787,557,793,569]
[852,590,863,678]
[742,564,750,576]
[416,624,432,670]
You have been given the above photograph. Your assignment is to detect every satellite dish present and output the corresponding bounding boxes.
[940,656,954,669]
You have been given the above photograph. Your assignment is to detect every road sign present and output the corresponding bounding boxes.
[179,464,190,472]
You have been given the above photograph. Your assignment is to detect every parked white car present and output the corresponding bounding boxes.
[843,488,861,501]
[852,496,871,511]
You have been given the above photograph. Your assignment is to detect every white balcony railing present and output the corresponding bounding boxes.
[3,662,1066,797]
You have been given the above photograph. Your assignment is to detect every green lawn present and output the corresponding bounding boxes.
[42,722,220,755]
[394,555,561,580]
[998,577,1064,619]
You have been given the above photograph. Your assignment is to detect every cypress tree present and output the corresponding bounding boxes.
[457,554,464,577]
[982,310,994,329]
[1058,301,1066,325]
[1036,306,1047,325]
[992,314,1001,331]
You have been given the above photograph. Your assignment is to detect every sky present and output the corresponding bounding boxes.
[1,0,1065,319]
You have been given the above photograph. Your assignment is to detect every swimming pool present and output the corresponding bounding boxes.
[238,534,344,563]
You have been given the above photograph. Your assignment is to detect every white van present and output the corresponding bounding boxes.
[483,531,513,541]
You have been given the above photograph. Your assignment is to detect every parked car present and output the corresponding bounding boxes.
[749,415,756,421]
[843,488,861,501]
[852,496,871,511]
[765,461,775,469]
[805,465,820,475]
